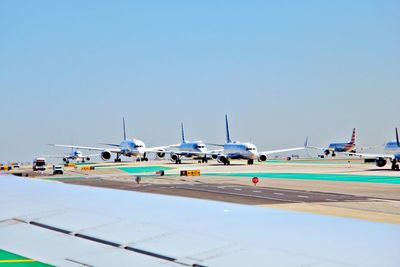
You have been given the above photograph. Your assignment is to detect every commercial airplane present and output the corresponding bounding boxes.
[312,128,356,157]
[43,148,98,163]
[157,123,210,164]
[350,128,400,171]
[51,118,167,162]
[207,115,306,165]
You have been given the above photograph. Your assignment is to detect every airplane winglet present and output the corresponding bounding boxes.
[396,127,399,147]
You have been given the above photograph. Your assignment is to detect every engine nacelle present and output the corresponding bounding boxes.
[324,149,330,156]
[375,157,387,167]
[171,153,178,161]
[156,150,166,159]
[217,155,227,163]
[63,157,67,162]
[212,154,218,160]
[258,154,267,162]
[101,150,112,161]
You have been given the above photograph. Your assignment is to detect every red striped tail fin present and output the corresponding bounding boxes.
[350,128,356,144]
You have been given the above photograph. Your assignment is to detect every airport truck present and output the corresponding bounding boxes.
[33,158,46,171]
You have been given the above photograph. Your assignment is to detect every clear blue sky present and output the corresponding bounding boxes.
[1,0,399,162]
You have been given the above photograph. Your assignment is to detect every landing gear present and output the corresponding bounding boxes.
[114,154,121,162]
[223,160,230,165]
[175,159,182,164]
[247,159,254,165]
[331,152,336,157]
[391,160,399,171]
[65,160,69,164]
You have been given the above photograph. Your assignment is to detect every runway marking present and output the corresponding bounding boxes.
[326,199,337,202]
[274,192,284,195]
[0,259,35,263]
[253,190,261,193]
[297,195,309,198]
[175,187,300,203]
[234,188,242,191]
[217,186,226,189]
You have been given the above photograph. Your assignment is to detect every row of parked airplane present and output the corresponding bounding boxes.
[50,116,400,170]
[51,115,306,165]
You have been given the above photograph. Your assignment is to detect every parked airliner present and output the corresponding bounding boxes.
[206,115,306,165]
[157,123,210,164]
[350,128,400,171]
[311,128,356,157]
[51,118,167,162]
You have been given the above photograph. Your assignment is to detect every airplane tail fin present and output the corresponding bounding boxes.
[181,122,186,143]
[396,127,399,147]
[350,128,356,144]
[304,136,309,148]
[123,117,127,141]
[225,114,232,143]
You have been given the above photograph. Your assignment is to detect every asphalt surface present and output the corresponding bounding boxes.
[63,178,370,205]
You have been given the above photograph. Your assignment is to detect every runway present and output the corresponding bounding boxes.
[63,178,371,205]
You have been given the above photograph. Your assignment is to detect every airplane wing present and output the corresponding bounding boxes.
[50,144,121,153]
[99,143,121,148]
[143,145,181,153]
[0,175,399,266]
[348,152,395,159]
[259,146,306,155]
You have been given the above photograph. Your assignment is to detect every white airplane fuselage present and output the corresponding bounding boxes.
[119,139,146,157]
[222,142,258,160]
[179,141,207,156]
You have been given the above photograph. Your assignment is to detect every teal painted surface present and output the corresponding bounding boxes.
[118,166,172,174]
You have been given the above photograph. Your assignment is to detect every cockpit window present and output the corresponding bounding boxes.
[246,147,256,150]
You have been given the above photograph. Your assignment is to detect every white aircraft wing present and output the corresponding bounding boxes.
[0,175,399,266]
[348,152,395,159]
[260,146,306,155]
[143,145,181,153]
[50,144,121,153]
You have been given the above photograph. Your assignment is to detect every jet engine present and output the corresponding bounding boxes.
[324,149,330,156]
[375,157,387,167]
[171,153,178,161]
[101,150,112,161]
[211,154,218,160]
[156,150,166,159]
[217,155,227,164]
[258,154,267,162]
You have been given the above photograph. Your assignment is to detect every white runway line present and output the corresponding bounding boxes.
[234,188,242,191]
[297,195,309,198]
[253,190,261,193]
[274,192,284,195]
[326,199,337,201]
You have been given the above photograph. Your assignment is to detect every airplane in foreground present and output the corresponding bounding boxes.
[349,128,400,171]
[310,128,357,157]
[207,115,306,165]
[1,174,399,266]
[51,118,167,162]
[157,123,211,164]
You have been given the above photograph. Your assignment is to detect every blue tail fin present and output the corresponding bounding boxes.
[396,127,399,147]
[225,114,232,143]
[181,122,186,143]
[123,117,127,140]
